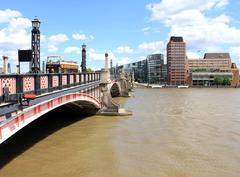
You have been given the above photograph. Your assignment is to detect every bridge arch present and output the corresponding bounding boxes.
[110,82,121,97]
[0,93,101,144]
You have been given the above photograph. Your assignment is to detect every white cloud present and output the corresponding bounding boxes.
[72,33,95,41]
[141,26,161,34]
[48,45,58,53]
[47,34,68,53]
[187,52,201,59]
[48,34,68,44]
[117,57,132,65]
[229,46,240,64]
[146,0,240,57]
[146,0,229,22]
[116,46,133,53]
[142,26,151,32]
[72,33,87,40]
[64,46,81,54]
[89,49,116,61]
[0,9,32,72]
[138,41,165,53]
[90,35,95,40]
[0,9,22,23]
[139,56,146,60]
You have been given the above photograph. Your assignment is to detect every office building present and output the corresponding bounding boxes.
[167,36,187,85]
[188,53,231,72]
[147,54,164,83]
[187,53,239,86]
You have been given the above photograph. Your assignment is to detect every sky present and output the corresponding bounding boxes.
[0,0,240,72]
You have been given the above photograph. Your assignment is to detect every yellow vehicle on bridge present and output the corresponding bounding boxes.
[46,56,79,73]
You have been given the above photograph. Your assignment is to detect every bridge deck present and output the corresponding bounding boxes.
[0,72,101,123]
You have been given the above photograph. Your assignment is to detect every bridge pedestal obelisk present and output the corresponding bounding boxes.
[119,71,130,97]
[98,53,132,116]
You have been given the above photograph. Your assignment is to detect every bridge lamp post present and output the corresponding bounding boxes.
[31,17,41,73]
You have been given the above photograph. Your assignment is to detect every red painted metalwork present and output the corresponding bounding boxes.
[0,77,16,95]
[76,75,79,83]
[52,76,59,87]
[0,92,100,144]
[40,76,48,89]
[81,74,84,83]
[62,75,67,85]
[23,94,36,100]
[23,76,35,92]
[70,75,74,84]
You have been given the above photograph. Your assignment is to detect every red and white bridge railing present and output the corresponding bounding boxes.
[0,72,101,104]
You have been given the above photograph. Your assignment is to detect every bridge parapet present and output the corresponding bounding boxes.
[0,72,101,104]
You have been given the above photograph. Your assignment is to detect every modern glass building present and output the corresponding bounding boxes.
[116,54,166,84]
[147,54,164,84]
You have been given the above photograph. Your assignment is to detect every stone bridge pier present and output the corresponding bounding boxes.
[98,53,132,116]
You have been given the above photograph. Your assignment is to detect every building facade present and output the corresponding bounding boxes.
[167,36,187,85]
[115,59,148,83]
[147,54,164,83]
[116,53,166,84]
[188,53,232,72]
[187,53,239,86]
[191,72,233,86]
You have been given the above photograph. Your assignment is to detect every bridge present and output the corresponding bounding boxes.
[0,54,133,144]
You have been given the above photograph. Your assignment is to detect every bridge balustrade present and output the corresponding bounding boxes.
[0,72,100,104]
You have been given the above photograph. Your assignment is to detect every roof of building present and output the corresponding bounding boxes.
[170,36,183,42]
[204,53,230,59]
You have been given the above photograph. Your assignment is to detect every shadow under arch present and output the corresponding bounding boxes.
[0,101,99,169]
[110,82,121,97]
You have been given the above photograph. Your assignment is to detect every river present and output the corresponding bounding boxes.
[1,88,240,177]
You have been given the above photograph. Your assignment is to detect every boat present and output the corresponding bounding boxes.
[177,85,189,88]
[151,85,163,88]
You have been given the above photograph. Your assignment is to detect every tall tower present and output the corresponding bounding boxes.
[2,56,8,74]
[7,63,11,74]
[31,17,41,73]
[167,36,187,85]
[81,44,87,72]
[110,59,113,74]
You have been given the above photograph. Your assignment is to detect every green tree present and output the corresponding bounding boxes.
[214,76,223,85]
[86,68,94,73]
[222,77,231,85]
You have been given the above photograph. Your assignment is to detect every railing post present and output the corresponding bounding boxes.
[87,73,90,83]
[14,75,23,102]
[67,73,70,88]
[80,73,83,85]
[16,75,23,94]
[59,73,62,89]
[84,73,86,84]
[90,73,93,82]
[48,74,53,92]
[34,74,41,95]
[77,73,80,85]
[74,73,76,86]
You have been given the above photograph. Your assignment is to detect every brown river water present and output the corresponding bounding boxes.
[1,88,240,177]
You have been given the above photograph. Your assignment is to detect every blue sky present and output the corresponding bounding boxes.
[0,0,240,72]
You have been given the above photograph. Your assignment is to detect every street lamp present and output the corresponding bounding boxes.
[31,17,41,73]
[32,17,40,29]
